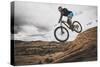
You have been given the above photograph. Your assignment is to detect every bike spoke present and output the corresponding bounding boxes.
[55,27,68,41]
[73,21,82,33]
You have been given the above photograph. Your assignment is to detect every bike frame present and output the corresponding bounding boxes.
[59,19,72,34]
[60,19,71,29]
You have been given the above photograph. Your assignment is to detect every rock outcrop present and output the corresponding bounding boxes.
[14,27,97,65]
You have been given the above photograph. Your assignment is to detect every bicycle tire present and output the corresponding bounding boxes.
[54,26,69,42]
[73,21,82,33]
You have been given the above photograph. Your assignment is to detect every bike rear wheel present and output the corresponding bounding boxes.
[54,26,69,42]
[73,21,82,33]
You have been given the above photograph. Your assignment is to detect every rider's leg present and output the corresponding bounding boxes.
[67,18,71,27]
[68,13,73,30]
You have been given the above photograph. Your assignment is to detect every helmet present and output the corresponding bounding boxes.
[58,6,62,10]
[58,6,62,11]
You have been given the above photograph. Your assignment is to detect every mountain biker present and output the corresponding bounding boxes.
[58,6,74,30]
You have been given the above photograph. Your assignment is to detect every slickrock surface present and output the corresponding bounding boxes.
[14,27,97,65]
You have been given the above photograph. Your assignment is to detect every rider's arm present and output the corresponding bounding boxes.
[58,14,63,23]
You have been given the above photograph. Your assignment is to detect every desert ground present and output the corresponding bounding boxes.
[14,27,97,65]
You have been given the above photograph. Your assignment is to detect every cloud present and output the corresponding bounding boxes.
[13,14,51,34]
[13,1,61,34]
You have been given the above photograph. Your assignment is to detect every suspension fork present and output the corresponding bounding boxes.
[60,21,64,34]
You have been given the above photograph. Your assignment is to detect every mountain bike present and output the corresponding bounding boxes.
[54,19,82,42]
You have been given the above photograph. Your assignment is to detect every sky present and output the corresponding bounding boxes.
[12,1,97,42]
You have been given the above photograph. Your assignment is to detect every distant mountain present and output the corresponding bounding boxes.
[13,26,97,65]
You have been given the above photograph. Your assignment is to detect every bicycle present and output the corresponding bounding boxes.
[54,19,82,42]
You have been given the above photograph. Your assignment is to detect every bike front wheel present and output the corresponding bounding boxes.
[54,26,69,42]
[73,21,82,33]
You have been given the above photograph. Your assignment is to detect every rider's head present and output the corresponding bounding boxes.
[58,6,62,12]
